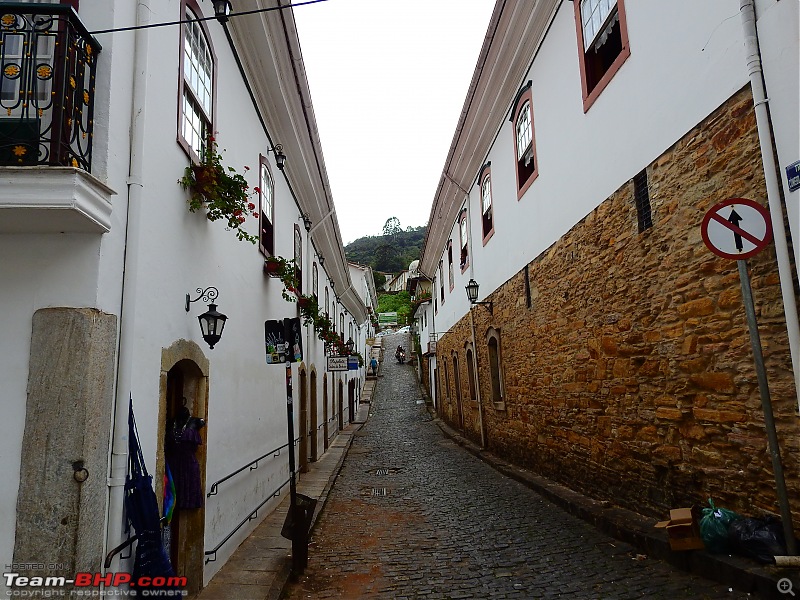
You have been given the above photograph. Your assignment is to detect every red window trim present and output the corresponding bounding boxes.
[258,154,275,257]
[447,240,454,292]
[458,210,470,274]
[478,162,495,245]
[510,84,539,199]
[177,0,217,163]
[573,0,631,113]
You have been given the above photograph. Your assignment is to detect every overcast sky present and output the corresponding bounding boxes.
[294,0,495,245]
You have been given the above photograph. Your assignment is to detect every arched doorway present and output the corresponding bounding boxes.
[310,369,318,462]
[337,379,344,431]
[299,366,309,473]
[323,374,329,451]
[348,379,355,423]
[157,340,209,597]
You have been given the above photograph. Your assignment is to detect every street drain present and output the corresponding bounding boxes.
[376,468,389,476]
[372,487,388,497]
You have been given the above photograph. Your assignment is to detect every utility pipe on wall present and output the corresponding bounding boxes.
[740,0,800,412]
[103,0,150,573]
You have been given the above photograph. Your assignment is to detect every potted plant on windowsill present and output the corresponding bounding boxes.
[179,135,259,244]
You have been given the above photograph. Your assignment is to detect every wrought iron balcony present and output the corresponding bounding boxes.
[0,3,101,171]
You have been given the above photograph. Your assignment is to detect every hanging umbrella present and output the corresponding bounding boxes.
[125,398,176,581]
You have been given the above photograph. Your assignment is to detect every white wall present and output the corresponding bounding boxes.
[431,0,751,336]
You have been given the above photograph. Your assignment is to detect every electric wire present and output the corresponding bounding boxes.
[87,0,328,35]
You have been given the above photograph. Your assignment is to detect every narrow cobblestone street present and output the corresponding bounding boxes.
[282,334,754,599]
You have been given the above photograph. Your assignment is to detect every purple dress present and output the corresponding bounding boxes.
[165,423,203,509]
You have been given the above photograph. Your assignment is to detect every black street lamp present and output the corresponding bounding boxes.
[465,278,493,315]
[211,0,232,22]
[346,337,355,354]
[186,287,228,349]
[269,144,286,171]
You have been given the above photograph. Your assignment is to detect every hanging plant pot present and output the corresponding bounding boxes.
[263,259,282,277]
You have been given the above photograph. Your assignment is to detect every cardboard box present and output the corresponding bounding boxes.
[655,507,705,551]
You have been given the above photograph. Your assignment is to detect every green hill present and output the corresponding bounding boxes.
[344,218,426,274]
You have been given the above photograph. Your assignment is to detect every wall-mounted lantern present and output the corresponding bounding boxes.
[186,287,228,349]
[465,278,493,315]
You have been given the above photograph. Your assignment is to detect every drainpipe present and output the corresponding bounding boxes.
[740,0,800,412]
[103,0,150,572]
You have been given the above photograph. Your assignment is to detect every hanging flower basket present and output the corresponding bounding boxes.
[179,136,259,244]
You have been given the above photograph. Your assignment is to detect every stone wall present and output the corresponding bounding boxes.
[435,86,800,528]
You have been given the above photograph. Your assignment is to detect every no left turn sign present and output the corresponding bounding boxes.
[701,198,772,260]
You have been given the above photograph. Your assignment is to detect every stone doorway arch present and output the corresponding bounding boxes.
[310,368,318,462]
[157,340,209,597]
[299,365,309,473]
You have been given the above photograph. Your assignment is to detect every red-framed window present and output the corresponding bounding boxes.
[439,260,445,304]
[510,82,538,198]
[573,0,630,112]
[478,162,494,244]
[258,155,274,256]
[293,224,302,294]
[447,240,454,291]
[178,0,216,161]
[458,209,469,272]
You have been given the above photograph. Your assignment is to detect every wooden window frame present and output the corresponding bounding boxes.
[458,209,469,273]
[178,0,216,162]
[573,0,630,113]
[293,224,302,295]
[510,82,539,199]
[447,240,454,291]
[478,162,494,244]
[486,328,506,409]
[258,154,275,256]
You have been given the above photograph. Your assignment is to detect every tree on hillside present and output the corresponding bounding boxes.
[382,217,402,238]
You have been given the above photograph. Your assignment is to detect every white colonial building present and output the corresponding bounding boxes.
[0,0,373,594]
[417,0,799,534]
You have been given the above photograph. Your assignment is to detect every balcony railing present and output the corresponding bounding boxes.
[0,3,101,171]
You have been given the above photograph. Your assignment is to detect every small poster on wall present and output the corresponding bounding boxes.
[265,318,304,364]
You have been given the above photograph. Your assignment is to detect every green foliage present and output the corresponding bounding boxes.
[179,136,259,243]
[345,224,426,273]
[377,291,412,324]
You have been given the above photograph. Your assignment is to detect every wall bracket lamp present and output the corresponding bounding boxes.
[268,144,286,171]
[465,279,493,315]
[211,0,232,22]
[186,286,228,349]
[300,213,312,232]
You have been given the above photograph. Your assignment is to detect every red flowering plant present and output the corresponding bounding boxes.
[179,135,259,243]
[270,254,364,363]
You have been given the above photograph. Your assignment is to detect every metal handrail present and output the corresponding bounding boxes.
[206,443,288,497]
[204,476,292,563]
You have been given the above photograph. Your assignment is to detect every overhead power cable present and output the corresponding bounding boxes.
[88,0,328,35]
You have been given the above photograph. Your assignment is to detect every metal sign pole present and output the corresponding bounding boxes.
[284,358,302,574]
[737,259,797,555]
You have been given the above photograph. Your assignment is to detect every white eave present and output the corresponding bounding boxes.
[229,0,367,323]
[0,166,115,234]
[420,0,559,277]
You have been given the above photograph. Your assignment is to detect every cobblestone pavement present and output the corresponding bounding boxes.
[283,334,755,599]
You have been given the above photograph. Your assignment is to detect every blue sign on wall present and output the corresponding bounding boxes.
[348,356,359,371]
[786,160,800,192]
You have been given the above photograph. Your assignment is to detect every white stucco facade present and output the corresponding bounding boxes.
[420,0,798,368]
[0,0,369,593]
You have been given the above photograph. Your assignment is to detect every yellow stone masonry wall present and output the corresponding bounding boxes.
[435,86,799,528]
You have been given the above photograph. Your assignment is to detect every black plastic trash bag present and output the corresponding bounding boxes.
[728,517,787,564]
[699,498,742,554]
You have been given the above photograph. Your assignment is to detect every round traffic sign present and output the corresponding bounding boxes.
[701,198,772,260]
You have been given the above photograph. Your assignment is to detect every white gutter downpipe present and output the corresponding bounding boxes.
[103,0,150,572]
[740,0,800,411]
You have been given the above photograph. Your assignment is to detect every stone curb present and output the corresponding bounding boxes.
[428,409,788,599]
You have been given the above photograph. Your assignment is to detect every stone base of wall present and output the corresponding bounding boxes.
[435,86,799,530]
[14,308,117,576]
